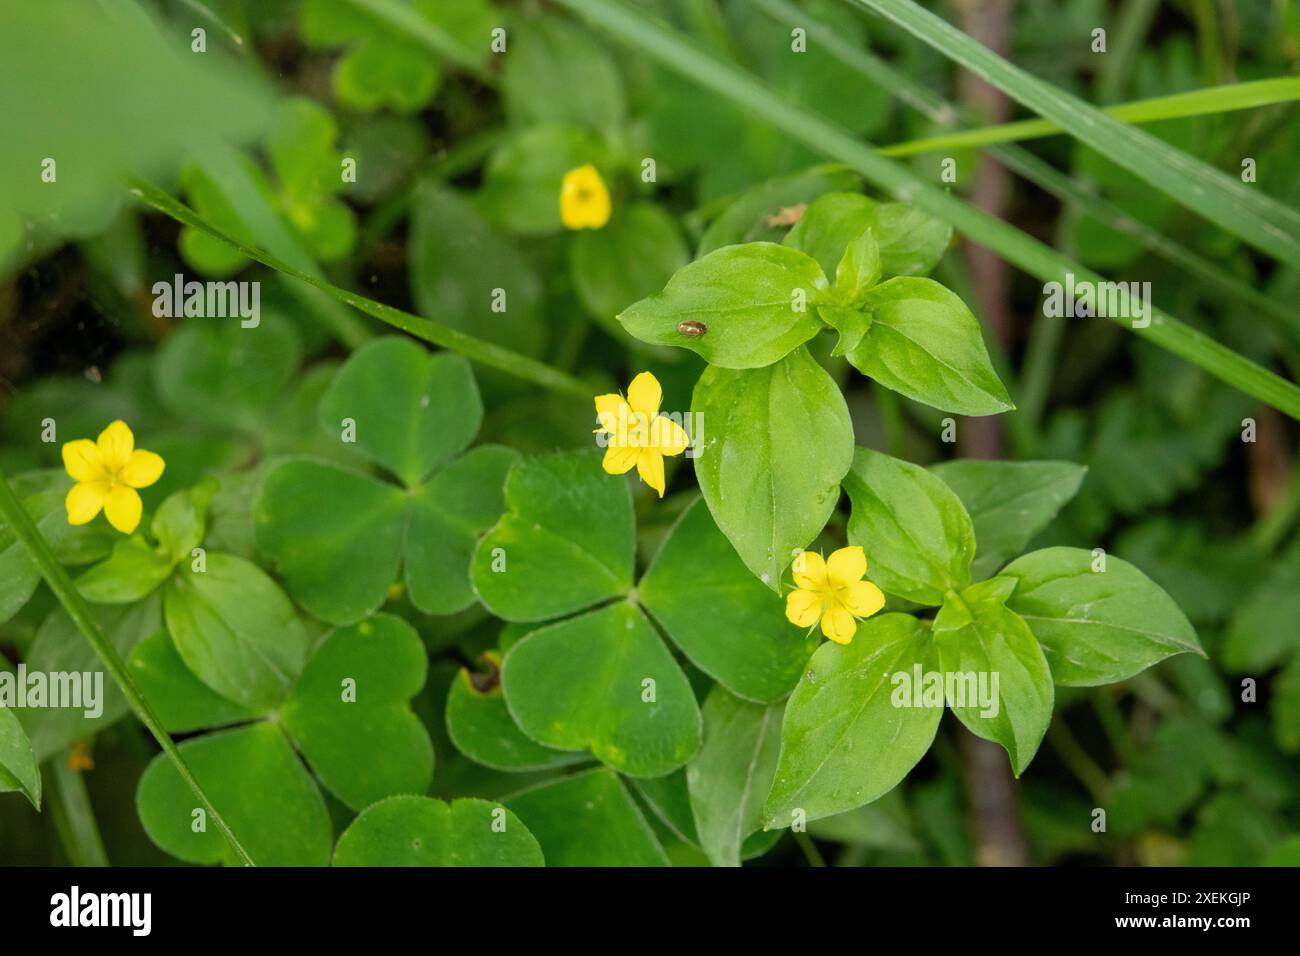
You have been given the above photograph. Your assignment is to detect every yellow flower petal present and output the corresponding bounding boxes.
[96,420,135,472]
[840,580,886,618]
[626,372,662,417]
[820,604,857,644]
[560,164,611,230]
[65,481,109,525]
[602,443,639,475]
[792,550,828,591]
[594,393,629,433]
[103,485,143,535]
[61,439,106,483]
[649,415,690,456]
[827,545,867,588]
[119,449,165,489]
[785,589,822,628]
[637,449,666,497]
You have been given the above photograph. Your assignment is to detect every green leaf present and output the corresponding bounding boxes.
[502,11,625,130]
[151,483,215,566]
[843,447,975,605]
[686,686,783,866]
[19,597,161,762]
[0,704,40,809]
[785,192,951,280]
[333,795,544,866]
[999,546,1202,686]
[571,203,689,331]
[698,165,862,255]
[136,723,332,866]
[1273,654,1300,753]
[501,602,701,777]
[163,553,309,710]
[506,767,669,866]
[74,535,176,604]
[128,630,263,733]
[319,337,482,487]
[846,277,1012,415]
[471,451,635,621]
[639,498,814,702]
[691,346,853,589]
[445,651,589,772]
[933,578,1053,775]
[282,614,433,811]
[764,613,940,828]
[334,35,439,113]
[929,460,1086,579]
[833,227,881,306]
[619,243,828,369]
[0,490,71,624]
[1223,540,1300,672]
[409,181,546,358]
[405,445,518,616]
[255,459,407,625]
[478,124,611,235]
[154,313,301,433]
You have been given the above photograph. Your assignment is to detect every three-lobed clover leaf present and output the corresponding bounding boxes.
[133,613,434,866]
[255,336,516,624]
[333,795,544,866]
[468,451,812,778]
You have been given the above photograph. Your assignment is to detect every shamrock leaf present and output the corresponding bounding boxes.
[505,767,669,866]
[256,337,513,624]
[333,796,544,866]
[135,613,434,864]
[470,451,814,776]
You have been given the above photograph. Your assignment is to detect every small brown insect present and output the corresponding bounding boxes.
[677,320,708,337]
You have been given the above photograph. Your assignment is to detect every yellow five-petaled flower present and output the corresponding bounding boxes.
[560,164,611,230]
[62,420,165,535]
[784,546,885,644]
[595,371,689,498]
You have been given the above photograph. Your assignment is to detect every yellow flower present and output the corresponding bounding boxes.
[61,420,165,535]
[784,546,885,645]
[560,164,611,230]
[594,371,690,498]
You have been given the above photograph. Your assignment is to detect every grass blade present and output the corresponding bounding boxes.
[847,0,1300,269]
[877,78,1300,157]
[0,468,256,866]
[555,0,1300,420]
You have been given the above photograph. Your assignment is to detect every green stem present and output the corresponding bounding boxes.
[794,829,827,867]
[557,0,1300,420]
[877,78,1300,156]
[132,178,592,399]
[1096,0,1160,102]
[1046,719,1110,803]
[1252,467,1300,552]
[48,753,110,867]
[0,468,256,866]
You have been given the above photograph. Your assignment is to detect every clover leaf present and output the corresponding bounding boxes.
[134,613,434,865]
[256,336,515,624]
[333,795,544,866]
[469,452,811,777]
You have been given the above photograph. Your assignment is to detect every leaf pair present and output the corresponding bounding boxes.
[467,451,816,778]
[134,613,433,866]
[762,449,1202,827]
[256,336,514,624]
[620,190,1009,416]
